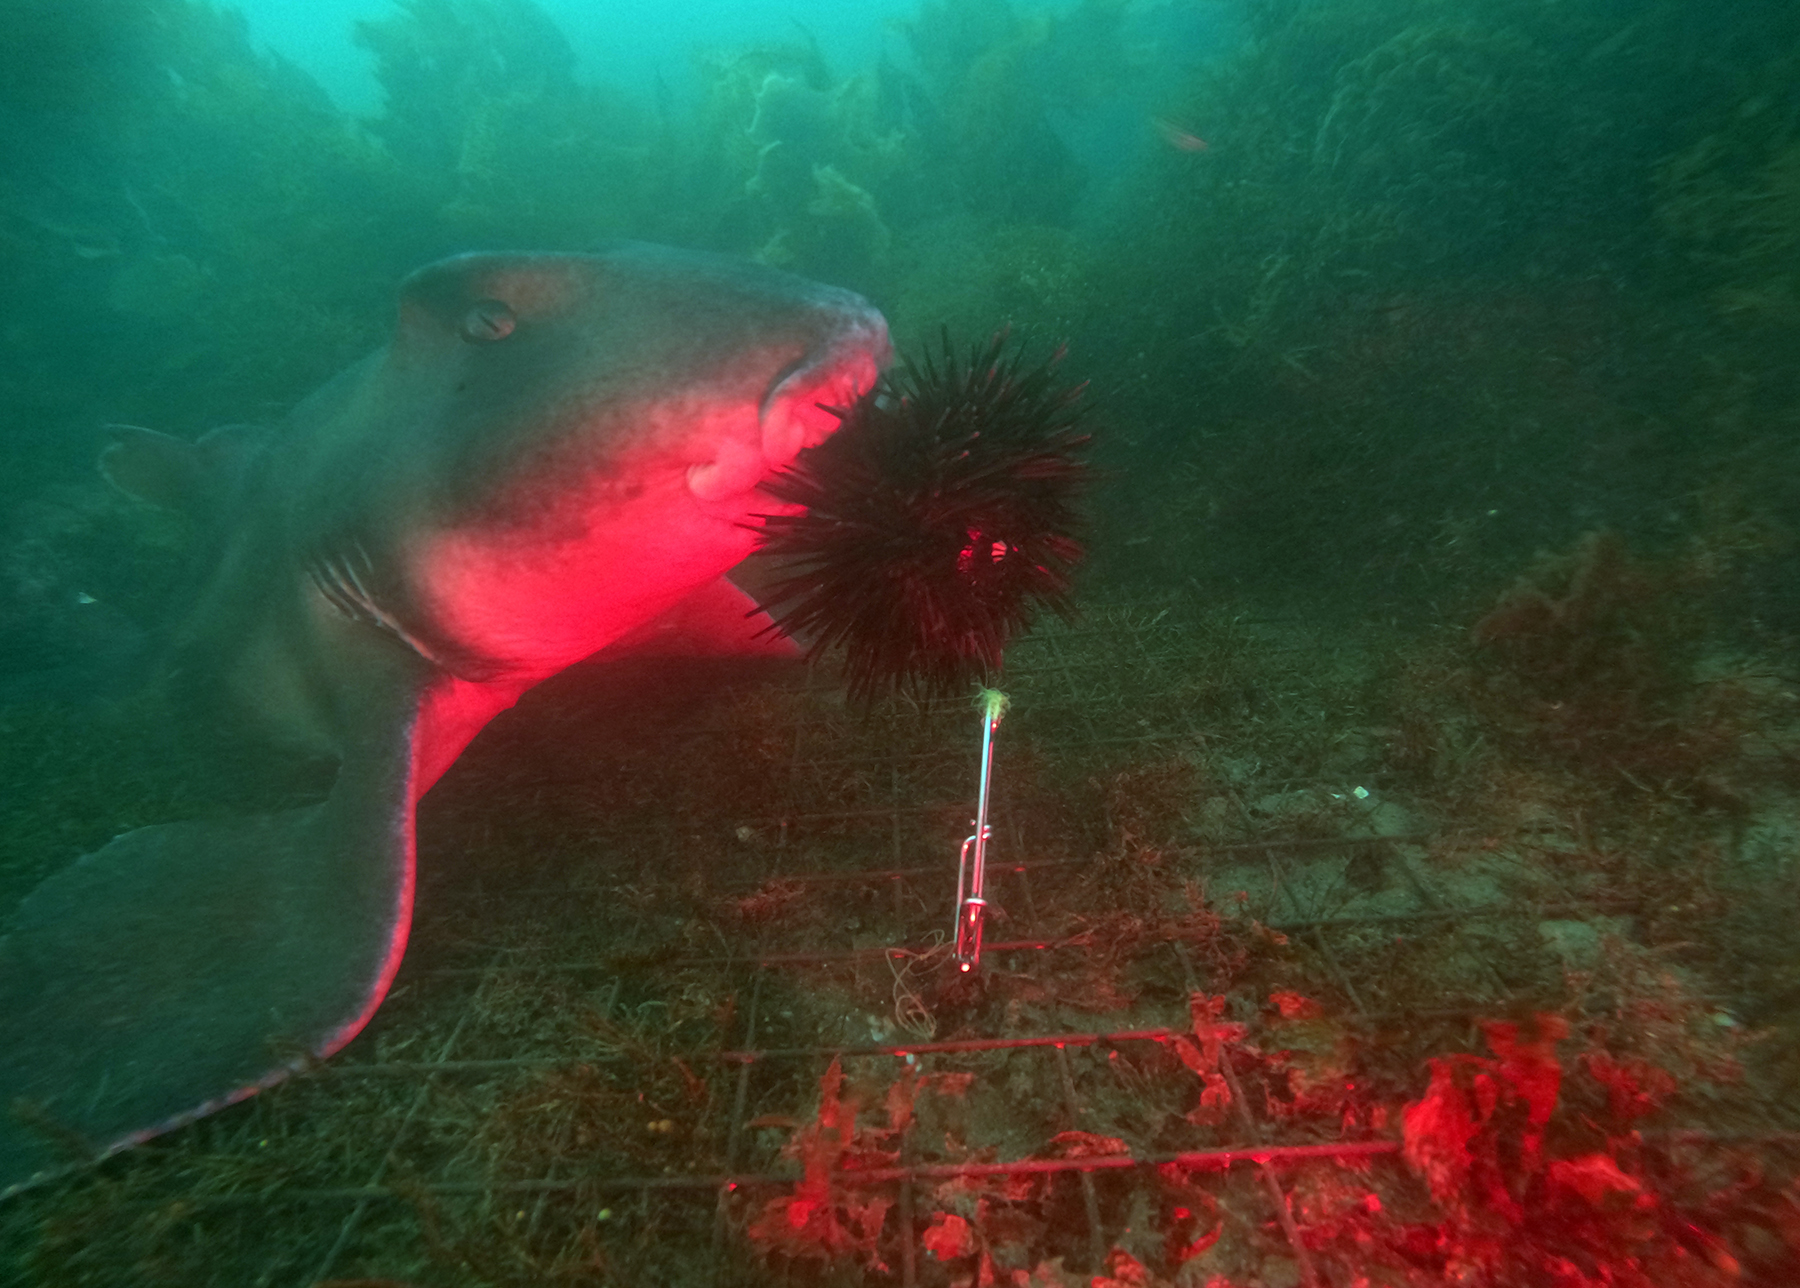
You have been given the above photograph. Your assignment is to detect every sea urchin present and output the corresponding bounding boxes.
[752,330,1092,702]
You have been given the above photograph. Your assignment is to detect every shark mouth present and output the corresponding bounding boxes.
[687,319,890,505]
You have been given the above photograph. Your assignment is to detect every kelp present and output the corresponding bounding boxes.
[355,0,664,249]
[897,0,1130,225]
[686,40,918,294]
[1076,0,1800,607]
[1,0,403,495]
[1656,46,1800,329]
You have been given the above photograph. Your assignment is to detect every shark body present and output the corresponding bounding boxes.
[0,244,889,1196]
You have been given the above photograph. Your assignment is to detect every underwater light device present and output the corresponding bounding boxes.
[954,687,1009,971]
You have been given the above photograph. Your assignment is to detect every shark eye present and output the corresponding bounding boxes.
[460,299,516,343]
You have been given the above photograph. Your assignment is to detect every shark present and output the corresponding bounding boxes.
[0,243,890,1197]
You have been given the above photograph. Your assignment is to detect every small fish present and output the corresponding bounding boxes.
[1152,116,1209,152]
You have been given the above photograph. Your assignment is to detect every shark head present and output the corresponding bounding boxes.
[284,244,892,682]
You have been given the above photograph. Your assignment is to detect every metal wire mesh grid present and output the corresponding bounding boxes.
[3,593,1791,1286]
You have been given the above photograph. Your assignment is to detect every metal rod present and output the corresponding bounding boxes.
[955,688,1008,970]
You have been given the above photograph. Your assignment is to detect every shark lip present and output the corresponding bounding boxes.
[688,315,889,505]
[758,317,890,468]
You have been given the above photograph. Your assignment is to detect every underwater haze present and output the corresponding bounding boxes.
[6,0,1800,1284]
[242,0,1096,109]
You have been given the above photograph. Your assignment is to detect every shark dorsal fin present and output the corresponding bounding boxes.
[100,423,263,518]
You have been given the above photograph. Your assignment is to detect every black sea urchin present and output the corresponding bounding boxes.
[752,330,1092,702]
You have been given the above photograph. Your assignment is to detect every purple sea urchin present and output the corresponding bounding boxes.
[752,330,1092,702]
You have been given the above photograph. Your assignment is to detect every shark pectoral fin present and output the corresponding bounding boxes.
[0,686,421,1198]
